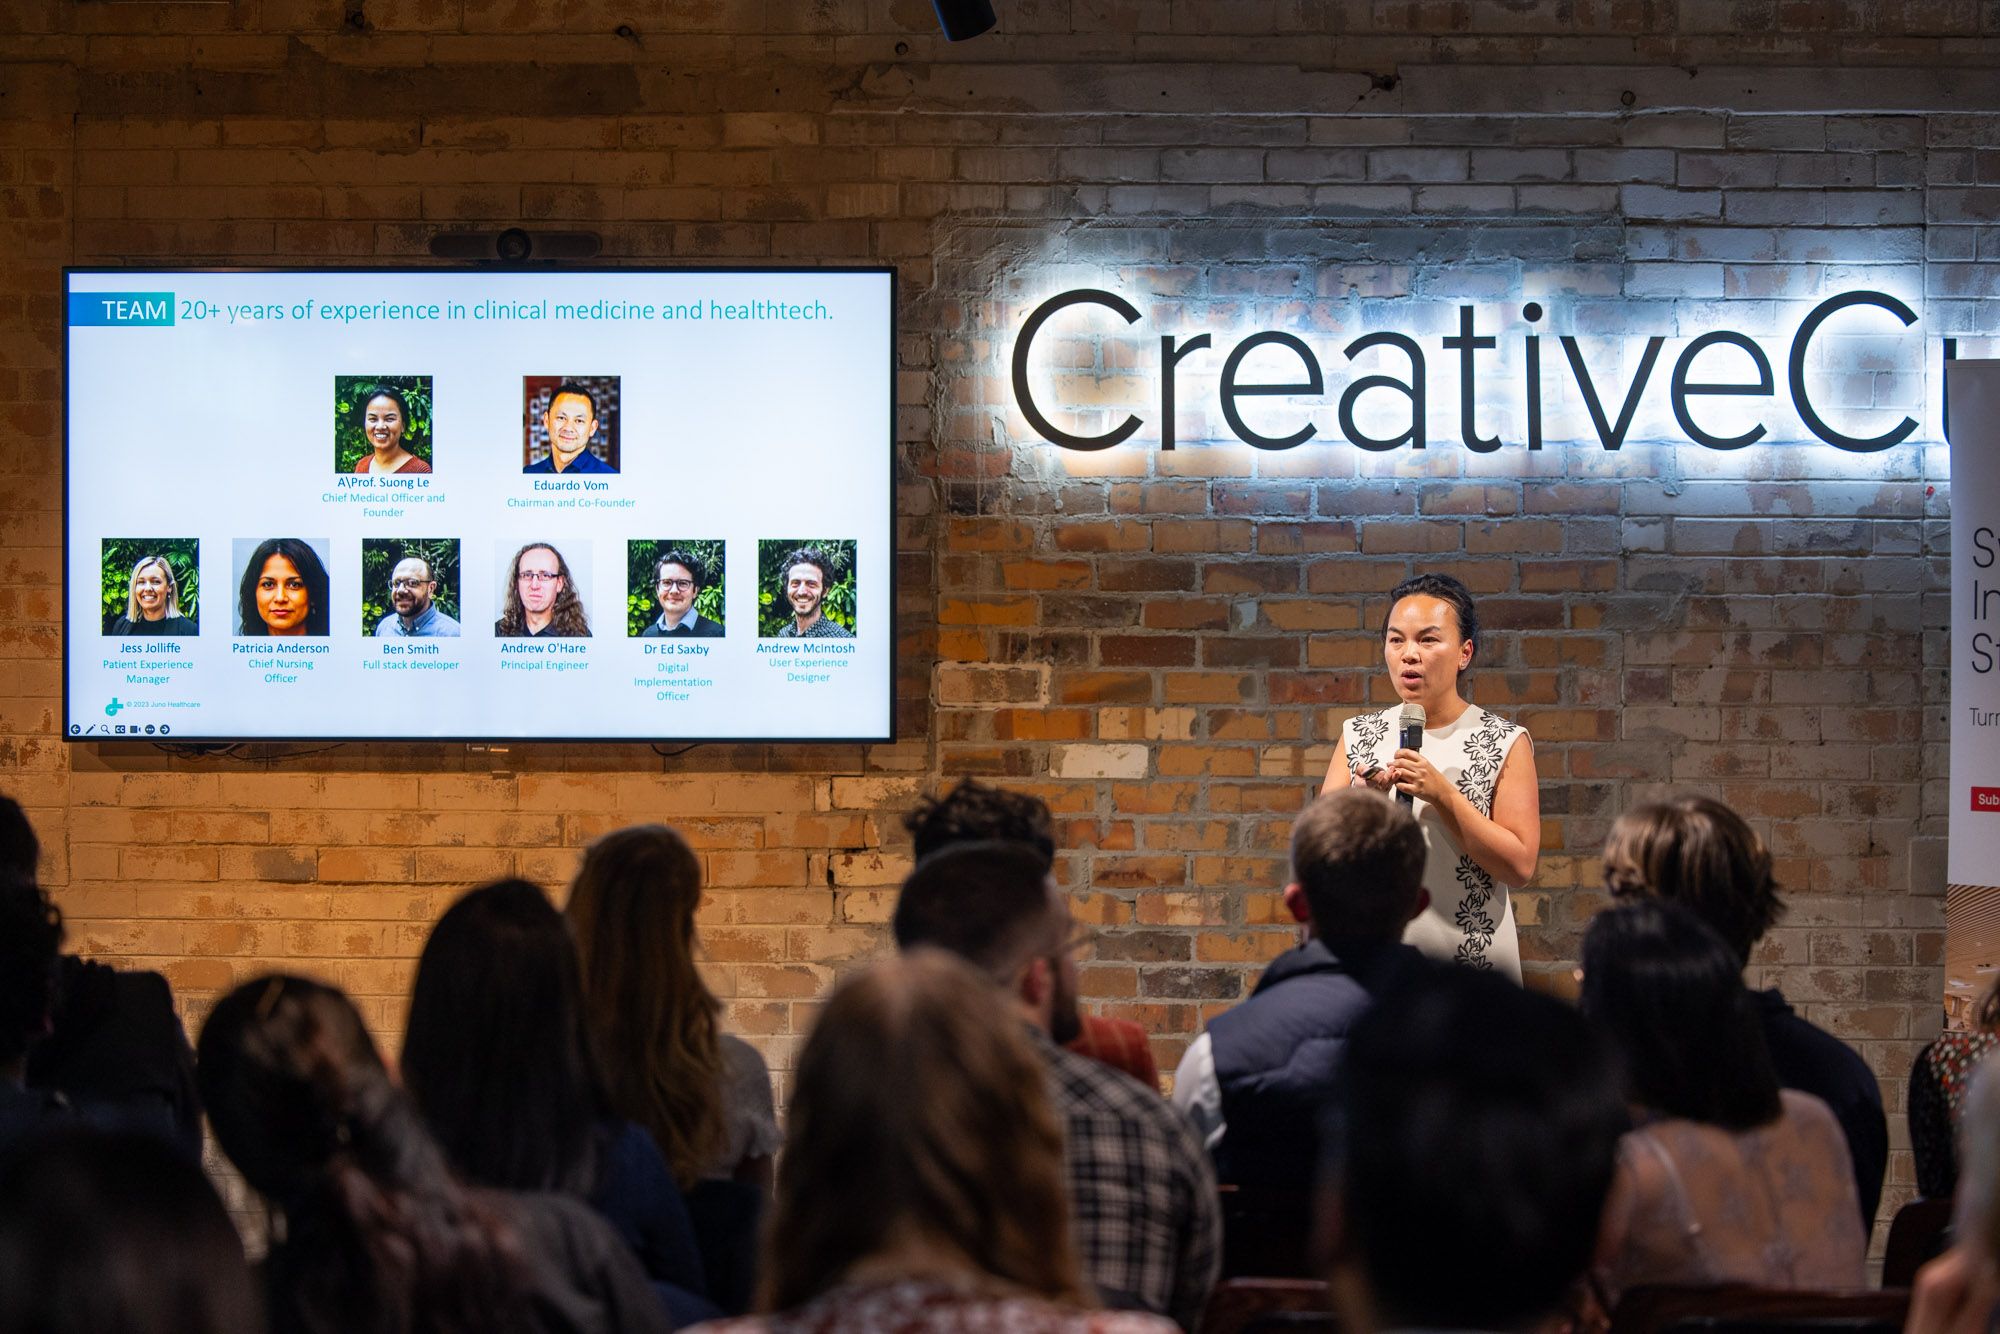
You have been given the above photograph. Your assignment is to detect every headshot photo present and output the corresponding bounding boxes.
[233,537,332,638]
[335,376,434,476]
[361,539,461,638]
[100,539,199,637]
[495,540,591,638]
[628,540,725,638]
[522,376,619,475]
[757,540,856,640]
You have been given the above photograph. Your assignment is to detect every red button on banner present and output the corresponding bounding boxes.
[1975,787,2000,812]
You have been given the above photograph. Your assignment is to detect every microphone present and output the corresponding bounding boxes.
[1396,703,1426,808]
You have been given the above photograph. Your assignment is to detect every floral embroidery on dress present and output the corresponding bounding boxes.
[1446,711,1521,970]
[1347,711,1390,775]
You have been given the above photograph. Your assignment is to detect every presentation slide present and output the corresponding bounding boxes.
[64,268,895,743]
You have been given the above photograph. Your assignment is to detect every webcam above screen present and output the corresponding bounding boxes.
[63,267,896,745]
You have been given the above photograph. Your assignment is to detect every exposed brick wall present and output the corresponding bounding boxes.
[4,2,1995,1240]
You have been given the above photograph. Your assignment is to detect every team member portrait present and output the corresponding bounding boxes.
[757,541,856,640]
[495,541,591,638]
[522,377,619,475]
[362,539,461,638]
[1322,572,1540,981]
[233,537,332,638]
[99,540,199,636]
[630,542,725,638]
[334,376,433,475]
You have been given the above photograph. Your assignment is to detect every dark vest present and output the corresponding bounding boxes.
[1209,937,1421,1191]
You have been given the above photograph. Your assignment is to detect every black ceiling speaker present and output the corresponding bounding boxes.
[427,229,603,262]
[932,0,996,40]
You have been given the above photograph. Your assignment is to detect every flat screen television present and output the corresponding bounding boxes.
[63,267,895,744]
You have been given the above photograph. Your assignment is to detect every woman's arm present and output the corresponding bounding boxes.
[1389,732,1540,886]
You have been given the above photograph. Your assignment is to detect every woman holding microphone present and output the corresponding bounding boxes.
[1322,573,1540,980]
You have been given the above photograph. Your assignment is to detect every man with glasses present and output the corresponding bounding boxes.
[894,841,1220,1330]
[373,554,460,637]
[637,550,723,638]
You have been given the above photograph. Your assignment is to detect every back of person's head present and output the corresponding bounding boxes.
[1290,790,1426,941]
[1602,794,1782,965]
[761,950,1083,1312]
[892,841,1062,983]
[0,871,61,1068]
[903,779,1057,868]
[1955,1060,2000,1265]
[565,823,724,1187]
[1580,898,1782,1131]
[1335,964,1626,1332]
[196,974,527,1334]
[403,879,606,1195]
[0,1127,260,1334]
[0,795,37,880]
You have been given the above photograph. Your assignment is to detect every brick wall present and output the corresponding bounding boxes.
[4,2,1995,1237]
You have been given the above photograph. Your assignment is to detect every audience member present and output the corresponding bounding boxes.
[1329,963,1627,1334]
[1,794,203,1158]
[904,778,1160,1090]
[1602,795,1887,1232]
[402,880,714,1323]
[0,871,69,1152]
[568,824,780,1311]
[1909,1061,2000,1334]
[0,1126,260,1334]
[699,950,1176,1334]
[893,841,1219,1329]
[1910,975,2000,1200]
[1169,790,1426,1275]
[1581,899,1866,1300]
[197,973,672,1334]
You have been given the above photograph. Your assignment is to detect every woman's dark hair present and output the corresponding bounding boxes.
[1382,572,1479,660]
[1579,898,1782,1131]
[354,385,411,429]
[403,879,607,1195]
[567,825,726,1188]
[0,1127,261,1334]
[235,537,331,637]
[196,974,531,1334]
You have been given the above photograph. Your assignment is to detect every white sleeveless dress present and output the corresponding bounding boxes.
[1340,703,1529,982]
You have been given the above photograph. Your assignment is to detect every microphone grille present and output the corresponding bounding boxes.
[1400,702,1427,729]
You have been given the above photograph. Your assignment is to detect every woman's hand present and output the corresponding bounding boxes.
[1388,748,1453,808]
[1353,764,1394,793]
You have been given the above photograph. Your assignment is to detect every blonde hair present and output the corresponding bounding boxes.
[760,950,1086,1312]
[125,555,182,622]
[565,825,725,1188]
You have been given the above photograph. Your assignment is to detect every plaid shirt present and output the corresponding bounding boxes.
[1031,1028,1221,1331]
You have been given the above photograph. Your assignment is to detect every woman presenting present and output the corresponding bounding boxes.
[1322,573,1540,979]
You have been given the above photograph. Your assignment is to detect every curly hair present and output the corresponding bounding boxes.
[1601,794,1785,965]
[496,542,590,637]
[776,547,835,591]
[196,975,532,1334]
[903,779,1056,868]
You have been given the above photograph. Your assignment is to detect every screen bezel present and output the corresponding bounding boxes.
[61,264,899,747]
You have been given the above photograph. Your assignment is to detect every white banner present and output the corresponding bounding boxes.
[1950,361,2000,890]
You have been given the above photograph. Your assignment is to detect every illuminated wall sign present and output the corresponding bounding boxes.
[1010,287,1945,454]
